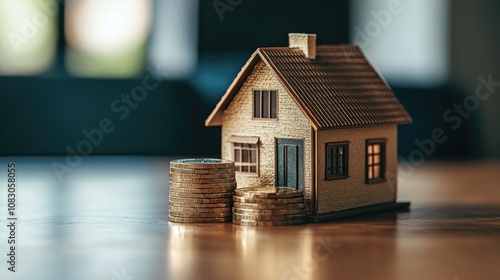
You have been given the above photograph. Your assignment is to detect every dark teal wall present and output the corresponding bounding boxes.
[0,77,220,156]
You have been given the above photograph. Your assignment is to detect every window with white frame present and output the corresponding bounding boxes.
[233,143,258,174]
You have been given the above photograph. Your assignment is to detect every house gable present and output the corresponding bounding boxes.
[221,60,313,212]
[206,46,412,129]
[222,61,310,129]
[205,49,320,129]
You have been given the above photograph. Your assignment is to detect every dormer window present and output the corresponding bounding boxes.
[253,90,277,119]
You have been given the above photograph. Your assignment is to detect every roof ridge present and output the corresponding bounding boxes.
[257,45,361,50]
[257,47,299,51]
[206,45,412,128]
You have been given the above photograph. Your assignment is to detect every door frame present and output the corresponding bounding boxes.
[275,138,305,190]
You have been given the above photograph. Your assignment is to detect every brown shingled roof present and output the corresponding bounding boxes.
[205,45,412,129]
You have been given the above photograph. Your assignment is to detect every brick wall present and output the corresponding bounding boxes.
[316,125,398,213]
[221,61,314,212]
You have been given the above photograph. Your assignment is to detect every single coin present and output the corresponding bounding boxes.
[234,186,304,199]
[168,185,236,194]
[169,210,232,218]
[170,177,236,184]
[169,201,232,208]
[233,196,304,204]
[170,178,236,189]
[169,196,233,204]
[232,219,305,226]
[233,213,306,221]
[169,191,233,199]
[169,215,231,223]
[170,167,235,175]
[234,202,305,210]
[169,205,232,213]
[169,181,237,188]
[169,172,235,179]
[232,207,305,216]
[170,159,234,169]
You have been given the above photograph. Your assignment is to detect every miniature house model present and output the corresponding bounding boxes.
[206,34,412,221]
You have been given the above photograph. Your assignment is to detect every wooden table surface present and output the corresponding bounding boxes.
[0,157,499,280]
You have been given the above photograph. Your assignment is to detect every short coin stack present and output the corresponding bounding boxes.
[233,186,306,226]
[169,159,236,223]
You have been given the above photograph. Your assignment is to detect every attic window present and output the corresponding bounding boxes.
[253,90,277,119]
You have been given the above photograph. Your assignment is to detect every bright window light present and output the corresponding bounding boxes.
[0,0,57,75]
[65,0,152,77]
[148,0,199,79]
[351,0,449,86]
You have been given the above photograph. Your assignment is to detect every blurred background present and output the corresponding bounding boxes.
[0,0,498,159]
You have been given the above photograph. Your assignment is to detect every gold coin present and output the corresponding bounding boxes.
[170,159,234,169]
[234,186,304,199]
[170,167,235,175]
[169,191,233,199]
[233,213,306,221]
[169,201,232,208]
[232,219,305,226]
[169,205,232,213]
[169,215,231,223]
[170,177,236,184]
[234,202,305,210]
[170,177,236,186]
[168,185,235,194]
[169,196,233,204]
[233,196,304,204]
[169,181,237,189]
[169,211,232,218]
[169,172,235,180]
[232,207,305,215]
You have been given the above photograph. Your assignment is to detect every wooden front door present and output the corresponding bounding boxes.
[276,138,304,190]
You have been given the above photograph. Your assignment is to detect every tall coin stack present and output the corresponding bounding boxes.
[233,186,306,226]
[169,159,236,223]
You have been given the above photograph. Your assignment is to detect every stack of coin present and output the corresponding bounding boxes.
[169,159,236,223]
[232,186,306,226]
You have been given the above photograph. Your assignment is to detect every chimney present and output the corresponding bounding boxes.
[288,33,316,59]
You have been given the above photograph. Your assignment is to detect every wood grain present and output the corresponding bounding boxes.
[0,158,498,280]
